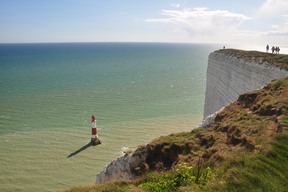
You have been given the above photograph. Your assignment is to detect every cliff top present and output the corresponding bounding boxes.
[215,49,288,70]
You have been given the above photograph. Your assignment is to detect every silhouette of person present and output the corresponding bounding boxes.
[266,44,269,53]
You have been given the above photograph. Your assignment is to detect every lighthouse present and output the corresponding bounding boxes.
[91,115,101,145]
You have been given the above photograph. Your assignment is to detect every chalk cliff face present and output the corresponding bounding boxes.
[204,51,288,118]
[96,146,148,183]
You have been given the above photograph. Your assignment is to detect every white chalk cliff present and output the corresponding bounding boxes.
[96,146,148,183]
[204,51,288,118]
[96,49,288,183]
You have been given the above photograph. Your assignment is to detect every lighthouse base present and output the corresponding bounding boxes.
[91,138,101,146]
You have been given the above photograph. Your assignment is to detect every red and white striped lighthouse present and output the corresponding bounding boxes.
[91,115,100,145]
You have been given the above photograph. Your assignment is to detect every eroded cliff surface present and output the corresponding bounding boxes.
[204,49,288,118]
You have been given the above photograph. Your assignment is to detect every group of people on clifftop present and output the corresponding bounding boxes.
[266,44,280,54]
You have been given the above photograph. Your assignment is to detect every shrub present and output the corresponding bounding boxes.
[139,163,213,192]
[138,173,176,192]
[198,167,213,189]
[173,163,195,187]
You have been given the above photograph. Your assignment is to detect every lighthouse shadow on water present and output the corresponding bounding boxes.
[67,139,101,158]
[67,142,93,158]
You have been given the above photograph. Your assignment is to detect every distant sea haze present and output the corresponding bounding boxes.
[0,42,218,192]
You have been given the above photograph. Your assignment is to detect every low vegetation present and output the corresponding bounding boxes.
[64,77,288,192]
[216,49,288,70]
[138,164,213,192]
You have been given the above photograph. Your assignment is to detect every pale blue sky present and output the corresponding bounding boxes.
[0,0,287,45]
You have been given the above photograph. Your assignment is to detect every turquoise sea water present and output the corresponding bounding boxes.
[0,43,218,191]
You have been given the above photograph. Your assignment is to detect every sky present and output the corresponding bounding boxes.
[0,0,287,46]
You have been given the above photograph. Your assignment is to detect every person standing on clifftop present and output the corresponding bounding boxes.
[276,47,280,54]
[266,44,269,53]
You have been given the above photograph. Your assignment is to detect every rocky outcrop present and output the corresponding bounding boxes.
[96,141,193,183]
[96,145,148,183]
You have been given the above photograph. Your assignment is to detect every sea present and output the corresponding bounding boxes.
[0,42,219,192]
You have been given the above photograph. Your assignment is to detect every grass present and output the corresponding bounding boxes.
[64,77,288,192]
[212,133,288,192]
[64,180,141,192]
[215,49,288,70]
[138,164,213,192]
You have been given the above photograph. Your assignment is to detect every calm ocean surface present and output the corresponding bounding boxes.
[0,42,218,191]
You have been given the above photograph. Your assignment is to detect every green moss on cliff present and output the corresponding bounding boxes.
[215,49,288,70]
